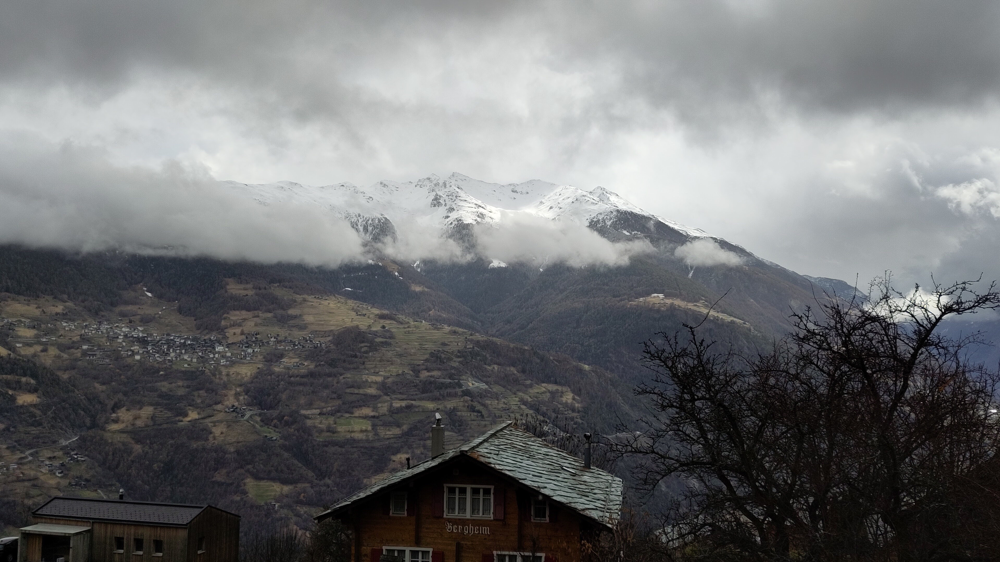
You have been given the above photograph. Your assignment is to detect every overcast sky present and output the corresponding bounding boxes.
[3,0,1000,285]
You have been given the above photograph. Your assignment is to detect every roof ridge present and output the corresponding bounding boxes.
[461,421,513,453]
[41,497,207,509]
[498,426,604,470]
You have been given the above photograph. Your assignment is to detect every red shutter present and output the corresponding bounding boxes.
[384,494,391,516]
[481,554,493,562]
[493,486,504,520]
[406,491,413,516]
[431,485,444,518]
[546,556,556,562]
[432,551,444,562]
[370,548,381,562]
[547,503,556,523]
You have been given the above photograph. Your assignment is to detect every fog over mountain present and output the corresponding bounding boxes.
[0,137,711,268]
[2,1,1000,286]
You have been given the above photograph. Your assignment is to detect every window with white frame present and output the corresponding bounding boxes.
[445,485,492,518]
[383,546,431,562]
[494,553,544,562]
[531,498,549,522]
[390,491,408,516]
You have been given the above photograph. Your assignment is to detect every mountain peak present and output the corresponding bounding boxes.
[225,173,708,244]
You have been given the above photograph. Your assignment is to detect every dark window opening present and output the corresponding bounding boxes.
[197,536,206,554]
[134,538,144,555]
[153,540,164,556]
[531,499,549,522]
[391,492,408,516]
[114,537,125,553]
[41,535,71,562]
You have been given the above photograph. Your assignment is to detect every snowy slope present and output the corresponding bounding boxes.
[222,173,707,242]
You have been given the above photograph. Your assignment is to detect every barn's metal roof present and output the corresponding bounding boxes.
[20,523,92,536]
[316,422,623,527]
[33,497,213,527]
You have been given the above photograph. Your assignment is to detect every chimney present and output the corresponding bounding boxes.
[583,433,592,469]
[431,413,445,458]
[119,489,125,501]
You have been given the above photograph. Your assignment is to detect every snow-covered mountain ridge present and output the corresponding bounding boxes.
[222,172,707,243]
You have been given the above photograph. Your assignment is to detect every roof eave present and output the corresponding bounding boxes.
[32,514,194,528]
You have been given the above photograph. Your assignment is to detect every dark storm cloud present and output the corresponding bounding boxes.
[542,0,1000,132]
[9,0,1000,123]
[0,1,522,91]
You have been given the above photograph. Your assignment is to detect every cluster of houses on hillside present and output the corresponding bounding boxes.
[11,420,623,562]
[1,317,321,368]
[0,451,86,480]
[1,448,92,490]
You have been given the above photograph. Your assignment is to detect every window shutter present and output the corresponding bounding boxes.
[370,548,381,562]
[516,490,529,516]
[547,503,556,523]
[431,551,444,562]
[546,556,557,562]
[384,494,391,516]
[431,485,444,518]
[481,554,492,562]
[493,485,504,520]
[406,491,413,516]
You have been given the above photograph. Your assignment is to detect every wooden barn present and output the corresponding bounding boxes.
[18,497,239,562]
[316,420,623,562]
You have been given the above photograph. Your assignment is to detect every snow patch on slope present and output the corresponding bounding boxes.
[225,172,707,241]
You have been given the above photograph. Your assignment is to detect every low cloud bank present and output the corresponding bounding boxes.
[0,136,650,269]
[0,135,367,266]
[473,213,654,268]
[675,238,744,268]
[380,217,467,263]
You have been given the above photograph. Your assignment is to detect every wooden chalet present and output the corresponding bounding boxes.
[316,420,623,562]
[18,497,239,562]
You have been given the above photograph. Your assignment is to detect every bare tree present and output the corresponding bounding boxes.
[581,507,670,562]
[303,519,351,562]
[618,277,1000,562]
[240,526,305,562]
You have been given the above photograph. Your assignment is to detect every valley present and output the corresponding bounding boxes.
[0,262,631,535]
[0,175,867,538]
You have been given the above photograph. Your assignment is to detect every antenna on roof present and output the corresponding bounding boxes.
[583,433,592,469]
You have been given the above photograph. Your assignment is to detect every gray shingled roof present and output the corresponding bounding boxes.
[34,497,208,526]
[316,423,623,527]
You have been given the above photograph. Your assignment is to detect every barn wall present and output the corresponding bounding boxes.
[32,517,188,562]
[70,531,91,562]
[185,508,239,562]
[19,534,42,562]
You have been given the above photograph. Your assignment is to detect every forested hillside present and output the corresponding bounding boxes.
[0,241,850,540]
[0,245,636,539]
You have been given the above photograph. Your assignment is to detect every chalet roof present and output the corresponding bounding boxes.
[32,497,229,527]
[316,422,623,527]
